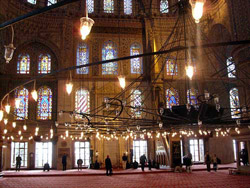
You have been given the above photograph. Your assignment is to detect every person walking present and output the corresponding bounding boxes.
[105,155,112,176]
[62,153,67,171]
[16,155,22,172]
[205,152,211,172]
[212,154,218,171]
[140,154,147,172]
[77,158,83,171]
[122,153,128,170]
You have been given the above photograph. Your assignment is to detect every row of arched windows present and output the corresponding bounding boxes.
[15,86,52,120]
[76,41,143,75]
[17,54,51,74]
[26,0,171,15]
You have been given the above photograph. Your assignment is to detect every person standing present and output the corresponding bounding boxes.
[62,153,67,171]
[205,152,211,172]
[212,154,218,171]
[16,155,22,172]
[105,155,112,176]
[122,153,128,170]
[77,158,83,171]
[148,159,152,170]
[140,154,147,172]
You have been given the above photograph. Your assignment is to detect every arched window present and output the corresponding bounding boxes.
[166,59,177,75]
[104,0,114,13]
[77,43,89,74]
[87,0,94,13]
[17,54,30,74]
[229,88,240,118]
[75,88,90,119]
[124,0,132,15]
[102,41,118,75]
[38,54,51,74]
[166,89,179,109]
[37,86,52,120]
[131,89,142,117]
[15,88,29,120]
[130,43,142,74]
[227,57,236,78]
[187,89,198,106]
[47,0,57,6]
[160,0,169,13]
[27,0,36,4]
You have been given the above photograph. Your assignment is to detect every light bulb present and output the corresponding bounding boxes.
[190,0,206,23]
[0,110,3,121]
[31,90,38,101]
[4,118,8,125]
[20,136,23,140]
[66,130,69,137]
[80,17,94,40]
[4,129,7,134]
[5,104,10,114]
[12,122,16,128]
[66,82,73,95]
[118,75,126,89]
[50,128,53,134]
[23,124,27,131]
[186,65,194,79]
[36,127,39,132]
[15,98,21,108]
[18,130,22,135]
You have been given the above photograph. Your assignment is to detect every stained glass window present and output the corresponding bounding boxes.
[124,0,132,15]
[104,0,114,13]
[160,0,169,13]
[102,41,118,75]
[77,43,89,74]
[229,88,240,118]
[187,89,198,106]
[166,59,177,75]
[38,54,51,74]
[131,89,142,117]
[87,0,94,13]
[131,43,142,74]
[27,0,36,4]
[166,89,179,109]
[227,57,236,78]
[15,88,29,120]
[47,0,57,6]
[75,88,90,119]
[17,54,30,74]
[37,86,52,120]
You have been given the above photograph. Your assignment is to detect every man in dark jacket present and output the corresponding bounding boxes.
[105,155,112,176]
[205,152,211,172]
[16,155,22,172]
[62,153,67,171]
[140,154,147,171]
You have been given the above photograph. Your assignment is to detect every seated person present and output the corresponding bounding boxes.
[126,161,131,169]
[43,162,50,172]
[133,160,138,169]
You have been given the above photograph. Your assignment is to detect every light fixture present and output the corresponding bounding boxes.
[55,121,59,127]
[66,71,73,95]
[12,122,16,128]
[15,98,21,108]
[18,130,22,135]
[4,25,16,63]
[186,65,194,80]
[80,4,94,40]
[5,103,10,114]
[0,110,3,121]
[35,126,39,132]
[20,136,23,140]
[4,118,8,125]
[118,75,126,89]
[23,124,27,131]
[3,129,8,134]
[189,0,206,23]
[31,80,38,101]
[159,122,163,129]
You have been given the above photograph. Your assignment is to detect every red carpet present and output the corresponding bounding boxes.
[0,170,249,188]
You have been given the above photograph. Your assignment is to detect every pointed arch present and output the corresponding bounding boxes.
[102,41,118,75]
[15,88,29,120]
[17,54,30,74]
[37,86,52,120]
[38,54,51,74]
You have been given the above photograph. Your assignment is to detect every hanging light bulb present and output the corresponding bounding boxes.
[0,110,3,121]
[4,25,16,63]
[15,98,21,108]
[189,0,206,23]
[31,90,38,101]
[80,17,94,40]
[3,129,8,134]
[12,122,16,128]
[118,75,126,89]
[50,128,53,134]
[20,136,23,140]
[4,118,8,125]
[55,121,59,127]
[35,126,39,132]
[66,130,69,137]
[5,104,10,114]
[23,124,27,131]
[18,130,22,135]
[186,65,194,80]
[66,82,73,95]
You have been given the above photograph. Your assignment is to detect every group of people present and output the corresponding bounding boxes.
[204,152,220,172]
